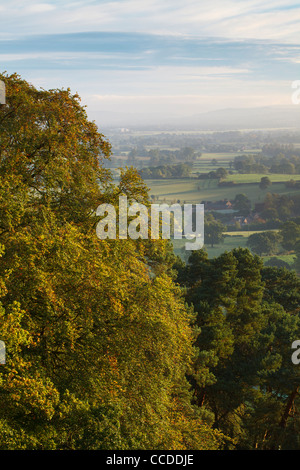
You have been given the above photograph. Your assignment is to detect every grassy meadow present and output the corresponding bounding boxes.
[111,148,300,265]
[172,234,296,268]
[147,177,299,205]
[172,234,249,259]
[145,153,300,265]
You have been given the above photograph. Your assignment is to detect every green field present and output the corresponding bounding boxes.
[192,156,236,173]
[192,151,261,173]
[172,235,296,268]
[114,163,299,266]
[225,173,300,183]
[147,178,300,205]
[263,254,296,265]
[172,234,248,258]
[198,152,243,160]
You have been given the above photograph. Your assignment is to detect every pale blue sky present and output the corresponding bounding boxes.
[0,0,299,127]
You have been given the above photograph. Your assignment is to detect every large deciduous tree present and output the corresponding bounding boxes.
[204,214,226,248]
[247,231,282,256]
[0,73,225,450]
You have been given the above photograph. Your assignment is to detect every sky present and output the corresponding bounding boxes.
[0,0,299,128]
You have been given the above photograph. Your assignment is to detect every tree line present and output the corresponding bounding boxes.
[139,162,192,179]
[234,151,300,175]
[246,218,300,272]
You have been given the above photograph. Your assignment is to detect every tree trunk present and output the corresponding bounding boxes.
[279,385,299,429]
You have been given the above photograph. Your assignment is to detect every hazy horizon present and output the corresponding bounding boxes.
[1,1,299,129]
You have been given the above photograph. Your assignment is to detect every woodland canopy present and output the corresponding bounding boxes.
[0,73,299,450]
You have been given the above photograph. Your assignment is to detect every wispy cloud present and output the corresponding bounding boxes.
[0,0,300,42]
[0,1,299,126]
[0,31,298,79]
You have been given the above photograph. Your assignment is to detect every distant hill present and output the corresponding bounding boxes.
[98,105,300,131]
[181,106,300,131]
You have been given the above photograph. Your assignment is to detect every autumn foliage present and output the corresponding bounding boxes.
[0,73,226,450]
